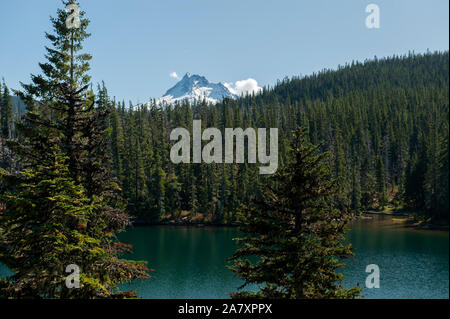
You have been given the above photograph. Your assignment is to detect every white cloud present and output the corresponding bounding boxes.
[224,78,262,96]
[170,72,180,80]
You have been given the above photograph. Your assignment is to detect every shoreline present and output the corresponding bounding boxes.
[360,211,449,231]
[132,211,449,231]
[404,222,449,231]
[362,210,410,216]
[132,220,238,228]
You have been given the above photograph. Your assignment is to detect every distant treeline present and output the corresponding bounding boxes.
[1,52,449,224]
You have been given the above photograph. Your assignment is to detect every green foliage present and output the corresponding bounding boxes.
[0,154,148,298]
[1,80,14,141]
[0,79,14,170]
[0,0,150,298]
[228,129,361,299]
[99,52,448,224]
[2,52,448,225]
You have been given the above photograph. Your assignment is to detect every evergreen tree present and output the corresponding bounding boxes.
[109,52,448,224]
[1,80,14,169]
[109,100,125,180]
[376,156,388,209]
[0,0,150,298]
[228,129,361,299]
[436,134,449,223]
[351,163,361,215]
[0,81,3,165]
[3,51,448,225]
[1,80,13,141]
[0,150,147,298]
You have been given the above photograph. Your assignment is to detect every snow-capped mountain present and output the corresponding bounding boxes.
[157,73,238,105]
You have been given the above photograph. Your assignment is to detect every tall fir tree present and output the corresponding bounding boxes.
[228,129,361,299]
[376,156,388,210]
[0,0,150,298]
[1,80,14,141]
[1,80,14,170]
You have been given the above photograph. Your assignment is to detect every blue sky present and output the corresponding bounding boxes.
[0,0,448,103]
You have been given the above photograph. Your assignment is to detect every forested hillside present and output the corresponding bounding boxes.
[1,52,449,224]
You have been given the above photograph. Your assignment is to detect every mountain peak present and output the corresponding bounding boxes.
[159,73,237,105]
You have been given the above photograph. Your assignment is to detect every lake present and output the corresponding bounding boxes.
[0,215,448,299]
[117,215,449,299]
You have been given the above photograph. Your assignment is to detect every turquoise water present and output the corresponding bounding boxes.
[342,216,449,299]
[119,226,241,299]
[116,215,448,299]
[1,215,448,299]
